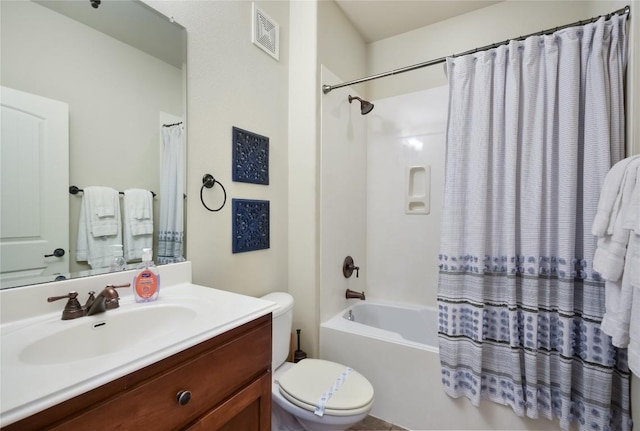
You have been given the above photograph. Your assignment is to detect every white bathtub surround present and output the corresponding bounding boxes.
[438,12,630,431]
[366,85,447,307]
[319,66,368,322]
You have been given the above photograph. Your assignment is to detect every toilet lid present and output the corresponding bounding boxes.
[278,359,374,417]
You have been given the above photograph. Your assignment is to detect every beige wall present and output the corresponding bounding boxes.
[147,1,290,300]
[288,0,320,358]
[317,0,368,97]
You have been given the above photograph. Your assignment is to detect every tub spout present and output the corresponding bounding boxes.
[346,289,365,300]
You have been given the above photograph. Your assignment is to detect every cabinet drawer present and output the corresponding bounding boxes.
[50,321,271,431]
[186,372,271,431]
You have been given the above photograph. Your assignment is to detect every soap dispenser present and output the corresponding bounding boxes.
[133,248,159,302]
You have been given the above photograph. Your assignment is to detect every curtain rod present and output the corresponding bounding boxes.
[321,5,630,94]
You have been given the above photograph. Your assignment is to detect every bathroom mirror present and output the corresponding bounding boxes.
[0,0,186,289]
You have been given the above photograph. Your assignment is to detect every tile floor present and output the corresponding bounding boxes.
[347,415,407,431]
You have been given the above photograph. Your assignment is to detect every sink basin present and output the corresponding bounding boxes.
[19,304,197,365]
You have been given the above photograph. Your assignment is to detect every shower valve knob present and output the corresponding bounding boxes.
[343,256,360,278]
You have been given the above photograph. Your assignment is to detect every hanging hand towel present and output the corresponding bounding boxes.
[593,158,640,281]
[621,164,640,233]
[85,186,120,237]
[625,169,640,376]
[123,189,153,262]
[592,155,640,237]
[594,158,640,351]
[76,186,122,268]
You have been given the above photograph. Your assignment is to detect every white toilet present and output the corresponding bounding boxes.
[262,292,374,431]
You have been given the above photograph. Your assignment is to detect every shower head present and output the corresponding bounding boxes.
[348,95,374,115]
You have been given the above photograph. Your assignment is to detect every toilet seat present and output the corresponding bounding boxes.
[278,359,374,417]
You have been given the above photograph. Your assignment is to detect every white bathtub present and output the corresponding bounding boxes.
[323,302,439,351]
[320,301,563,431]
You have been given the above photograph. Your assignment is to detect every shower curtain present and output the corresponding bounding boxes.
[437,13,631,431]
[158,124,185,264]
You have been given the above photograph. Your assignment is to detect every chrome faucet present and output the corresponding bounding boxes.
[345,289,366,300]
[85,284,130,316]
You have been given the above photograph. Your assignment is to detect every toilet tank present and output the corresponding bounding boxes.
[261,292,294,369]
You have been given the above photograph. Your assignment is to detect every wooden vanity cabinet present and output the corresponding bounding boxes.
[4,314,272,431]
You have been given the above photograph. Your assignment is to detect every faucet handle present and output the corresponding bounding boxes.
[106,283,131,290]
[47,291,85,320]
[47,291,79,303]
[104,283,131,309]
[83,291,96,310]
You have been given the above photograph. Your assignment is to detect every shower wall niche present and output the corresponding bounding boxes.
[405,165,430,215]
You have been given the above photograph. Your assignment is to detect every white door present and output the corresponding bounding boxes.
[1,86,69,286]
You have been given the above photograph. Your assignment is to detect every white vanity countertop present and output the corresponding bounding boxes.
[0,262,277,427]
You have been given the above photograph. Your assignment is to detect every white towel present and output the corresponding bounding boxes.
[123,189,154,262]
[76,186,122,268]
[84,186,120,237]
[627,177,640,376]
[623,165,640,288]
[630,233,640,288]
[593,159,639,281]
[600,250,634,347]
[621,165,640,233]
[592,155,640,237]
[593,157,640,360]
[95,191,116,218]
[629,275,640,375]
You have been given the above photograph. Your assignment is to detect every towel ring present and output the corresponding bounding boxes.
[200,174,226,212]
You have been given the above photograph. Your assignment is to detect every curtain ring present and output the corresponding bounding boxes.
[200,173,226,212]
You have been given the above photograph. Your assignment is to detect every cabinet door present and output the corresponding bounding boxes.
[186,372,271,431]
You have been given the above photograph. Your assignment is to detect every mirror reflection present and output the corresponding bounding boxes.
[0,0,187,289]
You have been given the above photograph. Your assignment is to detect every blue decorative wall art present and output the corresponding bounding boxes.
[232,127,269,185]
[232,198,270,253]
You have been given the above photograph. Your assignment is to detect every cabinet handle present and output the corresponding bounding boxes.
[176,390,192,406]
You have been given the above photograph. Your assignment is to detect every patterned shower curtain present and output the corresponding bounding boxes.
[158,124,185,264]
[437,12,631,431]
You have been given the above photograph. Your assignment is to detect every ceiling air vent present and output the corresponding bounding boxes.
[252,3,279,61]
